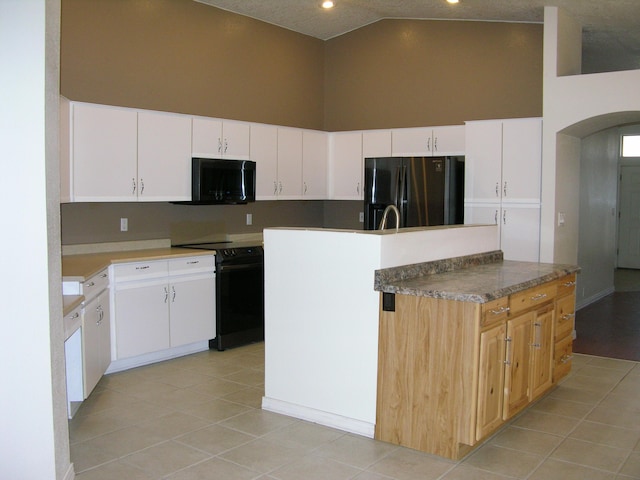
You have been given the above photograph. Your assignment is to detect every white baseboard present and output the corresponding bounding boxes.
[261,396,375,438]
[63,462,75,480]
[576,286,615,310]
[105,341,209,374]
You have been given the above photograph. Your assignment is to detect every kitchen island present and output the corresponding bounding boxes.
[374,251,579,459]
[262,224,499,437]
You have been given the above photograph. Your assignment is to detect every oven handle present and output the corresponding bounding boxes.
[216,262,263,273]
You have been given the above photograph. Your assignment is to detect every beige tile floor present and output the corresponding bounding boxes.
[70,344,640,479]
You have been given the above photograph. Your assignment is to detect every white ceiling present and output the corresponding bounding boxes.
[195,0,640,73]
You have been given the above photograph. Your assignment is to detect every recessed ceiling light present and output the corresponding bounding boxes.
[447,0,459,4]
[322,1,335,9]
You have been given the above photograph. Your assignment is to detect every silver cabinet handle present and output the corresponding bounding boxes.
[494,210,498,224]
[85,281,95,288]
[218,138,223,153]
[273,181,278,195]
[561,313,575,321]
[172,285,176,302]
[140,178,144,194]
[304,182,308,194]
[531,293,548,301]
[279,181,283,194]
[503,210,507,224]
[132,178,136,195]
[490,306,510,315]
[531,321,541,348]
[427,137,431,152]
[224,139,228,153]
[69,312,79,320]
[434,136,438,152]
[100,273,108,279]
[164,286,169,303]
[357,182,361,195]
[563,281,576,287]
[503,181,507,196]
[560,354,573,364]
[504,336,512,365]
[495,182,499,197]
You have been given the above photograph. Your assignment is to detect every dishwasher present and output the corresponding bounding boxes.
[175,242,264,350]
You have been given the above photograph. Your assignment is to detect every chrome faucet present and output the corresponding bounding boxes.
[378,204,401,233]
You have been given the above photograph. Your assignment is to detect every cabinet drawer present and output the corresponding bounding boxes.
[113,260,168,282]
[509,282,556,315]
[481,297,509,328]
[168,255,215,276]
[555,295,575,341]
[83,268,109,301]
[554,334,573,382]
[556,274,577,297]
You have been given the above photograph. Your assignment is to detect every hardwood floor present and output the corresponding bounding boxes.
[574,269,640,361]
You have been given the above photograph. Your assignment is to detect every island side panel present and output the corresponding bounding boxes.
[376,294,481,460]
[263,229,383,433]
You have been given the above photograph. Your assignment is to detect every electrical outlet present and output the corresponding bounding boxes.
[120,218,128,232]
[246,213,253,226]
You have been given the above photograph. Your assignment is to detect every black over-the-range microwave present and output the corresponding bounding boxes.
[180,158,257,205]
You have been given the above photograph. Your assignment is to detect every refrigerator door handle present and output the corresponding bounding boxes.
[397,165,407,228]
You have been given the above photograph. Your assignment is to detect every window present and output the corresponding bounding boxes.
[621,135,640,157]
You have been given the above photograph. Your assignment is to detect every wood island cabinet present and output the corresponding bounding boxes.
[376,274,576,460]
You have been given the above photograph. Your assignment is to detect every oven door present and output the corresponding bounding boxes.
[212,259,264,350]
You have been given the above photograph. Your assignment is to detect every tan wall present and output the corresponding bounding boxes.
[60,0,325,130]
[324,19,543,131]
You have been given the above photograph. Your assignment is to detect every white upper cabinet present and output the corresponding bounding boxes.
[251,123,279,200]
[65,101,138,202]
[329,131,363,200]
[302,130,328,199]
[276,127,303,199]
[137,111,192,202]
[464,120,503,204]
[391,125,465,157]
[192,117,250,160]
[363,130,392,158]
[62,100,193,202]
[502,118,542,204]
[464,118,542,204]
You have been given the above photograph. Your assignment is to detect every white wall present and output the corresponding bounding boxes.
[576,128,620,307]
[0,1,70,479]
[541,7,640,269]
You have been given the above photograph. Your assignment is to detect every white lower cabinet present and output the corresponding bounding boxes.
[112,255,215,361]
[465,203,540,262]
[82,289,111,398]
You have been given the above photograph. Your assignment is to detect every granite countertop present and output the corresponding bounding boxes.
[62,247,216,281]
[374,251,580,303]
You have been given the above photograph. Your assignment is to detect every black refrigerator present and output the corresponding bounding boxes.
[364,156,465,230]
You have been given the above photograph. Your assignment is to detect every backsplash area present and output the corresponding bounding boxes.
[60,200,362,245]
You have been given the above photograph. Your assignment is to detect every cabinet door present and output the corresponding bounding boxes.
[503,311,533,419]
[251,123,278,200]
[476,322,506,441]
[501,206,540,262]
[277,127,303,199]
[137,111,192,201]
[222,120,251,159]
[464,121,502,203]
[530,305,554,400]
[72,102,138,201]
[114,280,170,359]
[363,130,392,158]
[192,117,222,157]
[329,131,363,200]
[432,125,465,156]
[169,274,216,347]
[502,118,542,203]
[391,127,432,156]
[82,289,110,398]
[302,130,328,199]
